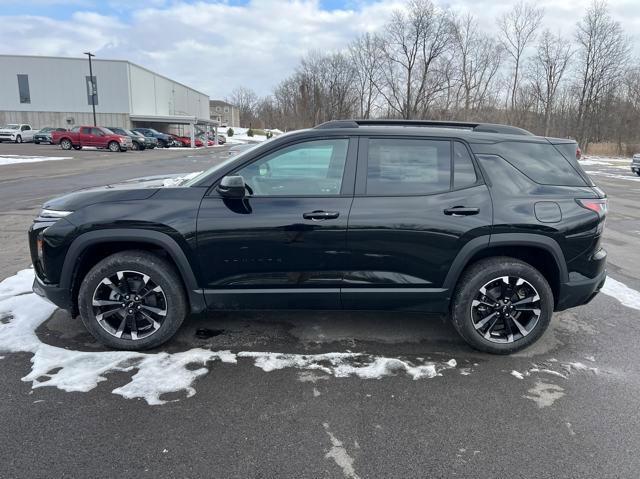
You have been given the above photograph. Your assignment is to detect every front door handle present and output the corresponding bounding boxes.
[303,210,340,221]
[444,206,480,216]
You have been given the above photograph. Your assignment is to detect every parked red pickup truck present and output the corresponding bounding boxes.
[52,126,133,152]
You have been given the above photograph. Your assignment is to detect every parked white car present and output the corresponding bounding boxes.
[0,124,36,143]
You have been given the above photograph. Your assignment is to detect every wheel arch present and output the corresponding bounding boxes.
[444,233,568,308]
[61,229,205,316]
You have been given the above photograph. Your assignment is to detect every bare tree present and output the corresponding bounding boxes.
[452,13,503,120]
[529,29,573,135]
[228,86,259,127]
[376,0,452,119]
[349,33,383,118]
[497,1,544,118]
[574,0,630,149]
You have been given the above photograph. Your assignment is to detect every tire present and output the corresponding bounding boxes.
[108,141,121,152]
[636,171,640,177]
[450,257,553,355]
[34,141,40,144]
[15,135,22,144]
[60,138,73,150]
[78,250,188,350]
[73,145,82,150]
[158,139,167,148]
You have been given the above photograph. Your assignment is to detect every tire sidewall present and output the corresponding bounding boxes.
[61,139,72,150]
[78,252,187,350]
[108,141,120,152]
[452,259,553,354]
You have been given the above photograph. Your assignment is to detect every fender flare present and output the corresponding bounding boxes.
[442,233,568,291]
[60,229,205,313]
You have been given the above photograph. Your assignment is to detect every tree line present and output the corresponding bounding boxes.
[229,0,637,153]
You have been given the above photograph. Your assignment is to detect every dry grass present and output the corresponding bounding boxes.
[586,142,640,157]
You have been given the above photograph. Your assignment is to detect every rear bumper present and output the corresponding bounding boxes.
[32,275,72,310]
[556,248,607,311]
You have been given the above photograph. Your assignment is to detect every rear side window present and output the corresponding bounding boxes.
[366,138,451,195]
[453,142,477,189]
[492,141,587,186]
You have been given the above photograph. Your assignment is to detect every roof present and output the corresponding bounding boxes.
[315,119,533,136]
[209,100,236,108]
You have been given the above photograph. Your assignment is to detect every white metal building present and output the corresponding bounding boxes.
[0,54,213,134]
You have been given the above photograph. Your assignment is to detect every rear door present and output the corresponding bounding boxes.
[79,127,94,146]
[196,136,357,310]
[343,137,493,311]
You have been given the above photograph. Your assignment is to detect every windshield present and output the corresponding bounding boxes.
[2,124,19,130]
[182,142,263,187]
[100,127,114,134]
[39,127,53,133]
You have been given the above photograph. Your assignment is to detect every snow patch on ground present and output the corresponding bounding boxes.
[238,351,457,380]
[511,370,524,379]
[523,381,565,408]
[0,155,72,166]
[601,276,640,311]
[0,270,459,405]
[323,423,360,479]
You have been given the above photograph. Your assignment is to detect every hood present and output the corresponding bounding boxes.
[43,173,189,211]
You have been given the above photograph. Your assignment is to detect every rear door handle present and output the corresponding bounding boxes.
[444,206,479,216]
[303,210,340,221]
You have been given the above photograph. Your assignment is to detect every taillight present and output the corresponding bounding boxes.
[577,198,608,217]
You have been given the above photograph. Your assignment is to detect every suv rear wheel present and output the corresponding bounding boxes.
[451,257,553,354]
[78,250,187,350]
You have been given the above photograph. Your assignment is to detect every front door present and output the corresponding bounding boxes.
[343,137,493,311]
[197,137,357,310]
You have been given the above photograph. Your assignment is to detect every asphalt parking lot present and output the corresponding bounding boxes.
[1,145,640,478]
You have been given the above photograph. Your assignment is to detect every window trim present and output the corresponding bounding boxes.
[355,136,484,198]
[208,136,358,198]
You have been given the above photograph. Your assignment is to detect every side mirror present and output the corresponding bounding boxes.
[217,175,246,198]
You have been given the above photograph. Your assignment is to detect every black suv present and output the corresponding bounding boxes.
[132,128,173,148]
[29,120,607,354]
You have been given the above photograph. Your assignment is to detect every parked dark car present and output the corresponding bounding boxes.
[132,128,173,148]
[30,119,607,354]
[107,127,152,151]
[34,127,67,144]
[132,130,158,149]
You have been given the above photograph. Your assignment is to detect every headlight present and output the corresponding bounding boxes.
[40,209,73,219]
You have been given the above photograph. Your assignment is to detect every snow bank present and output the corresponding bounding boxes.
[0,270,459,405]
[602,276,640,311]
[0,155,72,166]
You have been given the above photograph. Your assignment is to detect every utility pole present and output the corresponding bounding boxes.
[84,52,97,126]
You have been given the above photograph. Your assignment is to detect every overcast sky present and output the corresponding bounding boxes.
[1,0,638,99]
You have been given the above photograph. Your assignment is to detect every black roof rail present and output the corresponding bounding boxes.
[314,119,533,136]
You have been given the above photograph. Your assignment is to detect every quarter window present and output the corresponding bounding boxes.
[453,142,478,189]
[235,139,349,196]
[366,138,451,195]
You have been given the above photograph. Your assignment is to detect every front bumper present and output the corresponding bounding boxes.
[556,248,607,311]
[32,275,72,310]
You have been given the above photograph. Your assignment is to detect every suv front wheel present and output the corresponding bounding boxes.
[451,257,553,354]
[78,250,187,350]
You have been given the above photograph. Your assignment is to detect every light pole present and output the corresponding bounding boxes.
[84,52,97,126]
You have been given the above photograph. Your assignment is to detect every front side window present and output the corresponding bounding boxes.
[366,138,451,195]
[21,125,31,131]
[17,74,30,104]
[235,139,349,196]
